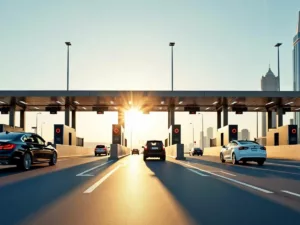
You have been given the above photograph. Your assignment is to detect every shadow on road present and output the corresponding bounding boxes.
[0,158,117,225]
[186,155,300,181]
[144,159,300,225]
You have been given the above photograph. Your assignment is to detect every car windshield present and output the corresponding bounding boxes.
[0,132,22,141]
[96,145,105,148]
[239,141,259,145]
[147,141,163,147]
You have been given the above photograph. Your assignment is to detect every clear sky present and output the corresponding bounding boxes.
[0,0,299,147]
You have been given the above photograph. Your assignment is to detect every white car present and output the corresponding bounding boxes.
[220,140,266,165]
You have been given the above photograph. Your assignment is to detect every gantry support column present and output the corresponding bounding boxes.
[222,105,228,127]
[20,110,25,130]
[217,110,222,129]
[65,106,70,126]
[277,107,283,127]
[118,110,125,128]
[267,111,273,130]
[71,110,76,130]
[9,104,16,127]
[168,104,175,128]
[65,97,70,126]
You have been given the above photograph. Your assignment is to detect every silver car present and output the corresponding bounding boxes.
[94,145,109,156]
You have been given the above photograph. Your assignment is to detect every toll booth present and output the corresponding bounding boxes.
[210,138,217,147]
[165,138,168,147]
[216,125,238,146]
[112,124,125,145]
[168,125,181,146]
[76,137,84,147]
[54,125,76,146]
[0,124,24,132]
[267,125,298,146]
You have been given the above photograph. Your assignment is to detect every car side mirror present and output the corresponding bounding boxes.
[47,142,53,146]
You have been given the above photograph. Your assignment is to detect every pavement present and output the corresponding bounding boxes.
[1,154,300,225]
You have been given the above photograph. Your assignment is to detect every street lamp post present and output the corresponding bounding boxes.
[65,42,72,91]
[274,43,282,91]
[36,113,41,135]
[198,113,204,149]
[169,42,175,91]
[190,123,194,146]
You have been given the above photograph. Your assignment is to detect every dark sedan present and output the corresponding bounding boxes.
[189,147,203,156]
[132,149,139,155]
[0,131,57,170]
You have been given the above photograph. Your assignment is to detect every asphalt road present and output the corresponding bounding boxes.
[1,154,300,225]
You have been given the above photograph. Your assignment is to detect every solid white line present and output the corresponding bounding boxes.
[281,190,300,198]
[76,160,113,176]
[266,162,300,168]
[178,161,273,194]
[219,170,236,176]
[83,165,121,193]
[187,168,209,176]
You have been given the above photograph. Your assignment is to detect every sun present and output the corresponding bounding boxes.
[126,107,143,128]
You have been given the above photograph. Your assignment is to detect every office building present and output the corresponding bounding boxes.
[261,67,279,136]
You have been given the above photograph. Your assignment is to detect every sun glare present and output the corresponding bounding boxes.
[126,108,143,128]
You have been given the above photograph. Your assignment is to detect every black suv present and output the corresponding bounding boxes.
[143,140,165,161]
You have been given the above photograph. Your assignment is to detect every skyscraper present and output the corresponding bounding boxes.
[207,127,214,140]
[241,129,250,140]
[293,11,300,139]
[261,67,279,136]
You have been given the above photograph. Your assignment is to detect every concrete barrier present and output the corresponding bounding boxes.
[266,145,300,160]
[203,147,220,157]
[166,144,185,160]
[109,144,131,160]
[56,144,94,158]
[203,145,300,160]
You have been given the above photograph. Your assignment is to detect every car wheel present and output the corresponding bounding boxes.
[257,160,264,166]
[161,156,166,161]
[232,153,238,165]
[49,152,57,166]
[143,156,147,161]
[95,153,97,156]
[19,152,32,171]
[220,153,225,163]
